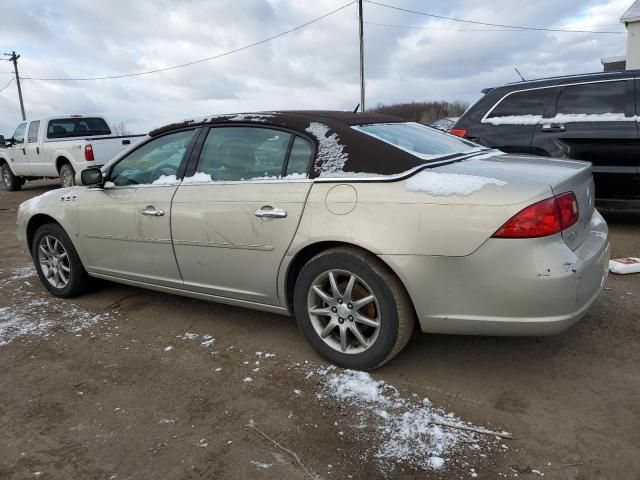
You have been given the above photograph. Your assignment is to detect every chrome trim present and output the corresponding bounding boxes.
[254,207,287,218]
[173,239,274,251]
[82,233,171,244]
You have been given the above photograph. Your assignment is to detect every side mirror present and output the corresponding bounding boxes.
[0,135,5,146]
[80,167,104,186]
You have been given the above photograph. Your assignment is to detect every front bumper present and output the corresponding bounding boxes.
[382,210,610,336]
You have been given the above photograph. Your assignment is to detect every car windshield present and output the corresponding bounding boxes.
[47,117,111,139]
[352,122,479,160]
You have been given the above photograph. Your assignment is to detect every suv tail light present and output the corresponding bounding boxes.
[449,128,467,138]
[493,192,579,239]
[84,144,94,161]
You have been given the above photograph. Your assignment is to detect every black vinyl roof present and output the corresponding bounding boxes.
[150,110,435,178]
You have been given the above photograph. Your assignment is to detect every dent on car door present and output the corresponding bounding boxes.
[480,87,554,154]
[171,126,314,305]
[531,79,638,201]
[76,128,198,285]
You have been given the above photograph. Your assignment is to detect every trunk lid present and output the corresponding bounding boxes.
[434,152,595,250]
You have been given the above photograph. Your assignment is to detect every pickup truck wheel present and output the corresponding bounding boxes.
[32,223,89,298]
[294,247,415,371]
[1,163,22,191]
[59,163,76,188]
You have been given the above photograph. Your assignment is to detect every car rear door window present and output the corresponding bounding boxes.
[285,136,313,177]
[196,127,294,181]
[27,121,40,143]
[487,89,549,119]
[556,81,626,115]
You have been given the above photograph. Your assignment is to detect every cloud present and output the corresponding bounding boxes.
[0,0,627,136]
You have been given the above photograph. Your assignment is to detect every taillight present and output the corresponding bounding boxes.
[493,192,579,239]
[449,128,467,138]
[84,144,94,161]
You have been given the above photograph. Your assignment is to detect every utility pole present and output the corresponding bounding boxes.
[358,0,365,113]
[4,51,26,120]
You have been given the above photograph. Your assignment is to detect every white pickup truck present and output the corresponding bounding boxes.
[0,115,145,191]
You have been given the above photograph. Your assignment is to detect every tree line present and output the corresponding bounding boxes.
[368,100,469,124]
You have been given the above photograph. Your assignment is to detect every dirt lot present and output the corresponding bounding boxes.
[1,181,639,480]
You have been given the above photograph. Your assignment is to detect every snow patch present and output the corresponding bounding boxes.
[484,112,635,126]
[405,171,507,197]
[152,175,181,186]
[226,113,275,122]
[250,461,273,469]
[312,367,504,472]
[305,122,349,176]
[182,172,214,184]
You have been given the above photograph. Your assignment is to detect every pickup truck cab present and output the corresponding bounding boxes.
[0,115,144,191]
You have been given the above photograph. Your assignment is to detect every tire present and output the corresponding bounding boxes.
[32,223,89,298]
[294,247,415,370]
[1,162,22,191]
[59,163,76,188]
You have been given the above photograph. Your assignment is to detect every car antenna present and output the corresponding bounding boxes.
[353,103,360,113]
[514,67,526,82]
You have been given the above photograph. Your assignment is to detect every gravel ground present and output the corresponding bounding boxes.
[0,180,639,480]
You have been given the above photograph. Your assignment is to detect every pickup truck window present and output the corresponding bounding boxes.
[12,123,26,144]
[47,117,111,139]
[28,121,40,143]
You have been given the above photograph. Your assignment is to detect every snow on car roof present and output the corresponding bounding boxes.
[149,111,437,178]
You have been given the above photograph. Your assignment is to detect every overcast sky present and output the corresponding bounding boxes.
[0,0,631,135]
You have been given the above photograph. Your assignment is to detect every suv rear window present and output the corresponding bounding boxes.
[487,89,549,118]
[47,117,111,139]
[556,81,626,115]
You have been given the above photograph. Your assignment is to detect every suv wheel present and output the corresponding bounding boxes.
[32,223,89,298]
[1,163,22,191]
[294,247,415,370]
[59,163,76,188]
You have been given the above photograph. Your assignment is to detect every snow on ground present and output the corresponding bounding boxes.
[405,171,507,197]
[310,367,505,473]
[0,265,114,347]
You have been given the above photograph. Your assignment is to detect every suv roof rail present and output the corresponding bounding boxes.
[504,69,640,86]
[481,87,494,94]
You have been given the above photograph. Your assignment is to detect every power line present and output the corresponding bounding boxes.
[365,21,555,32]
[20,1,355,82]
[0,77,14,93]
[365,1,625,34]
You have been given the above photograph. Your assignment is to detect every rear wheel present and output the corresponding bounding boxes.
[32,223,89,298]
[294,247,415,370]
[59,163,76,188]
[1,162,22,191]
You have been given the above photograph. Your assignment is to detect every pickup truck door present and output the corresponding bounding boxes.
[8,122,30,176]
[171,125,314,306]
[76,128,198,286]
[25,120,44,175]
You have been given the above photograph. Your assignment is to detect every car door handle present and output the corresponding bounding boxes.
[141,206,165,217]
[254,206,287,218]
[541,123,566,132]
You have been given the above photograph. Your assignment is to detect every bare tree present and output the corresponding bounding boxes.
[369,100,469,124]
[110,121,131,136]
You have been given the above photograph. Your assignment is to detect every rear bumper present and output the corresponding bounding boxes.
[381,210,610,336]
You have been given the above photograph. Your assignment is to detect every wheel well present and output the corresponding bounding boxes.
[26,214,60,254]
[285,241,413,312]
[56,157,72,173]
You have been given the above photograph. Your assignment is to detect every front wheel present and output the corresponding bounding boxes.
[1,163,22,191]
[294,247,415,370]
[32,223,89,298]
[59,163,76,188]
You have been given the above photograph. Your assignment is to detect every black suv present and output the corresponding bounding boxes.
[451,70,640,208]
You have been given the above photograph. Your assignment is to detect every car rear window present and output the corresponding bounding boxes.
[352,122,478,160]
[487,89,550,118]
[47,117,111,139]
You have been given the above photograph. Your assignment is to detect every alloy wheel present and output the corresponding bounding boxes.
[307,269,381,354]
[2,165,10,188]
[38,235,71,289]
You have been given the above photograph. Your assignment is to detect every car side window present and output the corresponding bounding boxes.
[285,136,313,177]
[27,121,40,143]
[108,129,195,186]
[487,89,550,119]
[556,81,626,115]
[196,127,293,181]
[13,123,27,144]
